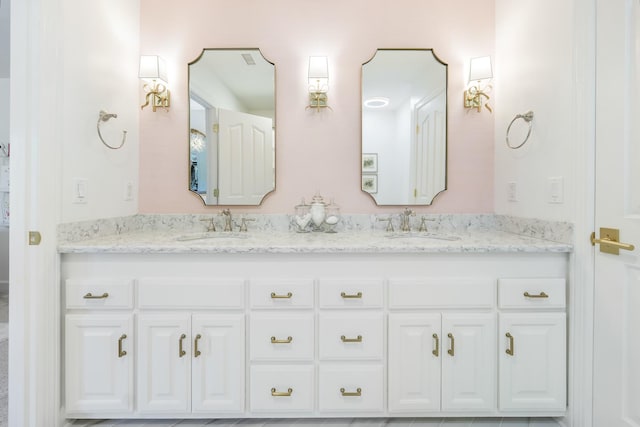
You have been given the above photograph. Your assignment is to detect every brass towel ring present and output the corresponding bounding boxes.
[506,111,534,149]
[97,110,127,150]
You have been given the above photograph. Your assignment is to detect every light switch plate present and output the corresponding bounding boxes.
[547,176,564,203]
[72,178,88,204]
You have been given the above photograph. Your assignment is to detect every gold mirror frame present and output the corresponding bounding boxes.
[361,49,448,205]
[188,48,276,206]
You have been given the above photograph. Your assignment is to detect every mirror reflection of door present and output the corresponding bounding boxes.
[188,48,275,206]
[218,108,274,205]
[362,49,447,206]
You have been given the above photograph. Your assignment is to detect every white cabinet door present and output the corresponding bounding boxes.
[65,314,133,414]
[192,314,245,413]
[499,313,566,411]
[441,313,496,411]
[137,313,191,414]
[388,313,441,412]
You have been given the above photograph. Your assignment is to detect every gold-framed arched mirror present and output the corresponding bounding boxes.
[188,48,275,205]
[361,49,447,205]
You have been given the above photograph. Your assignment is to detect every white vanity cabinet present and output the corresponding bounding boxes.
[65,314,133,414]
[498,278,567,412]
[136,278,245,415]
[64,279,135,415]
[137,313,244,414]
[61,251,569,419]
[388,279,497,413]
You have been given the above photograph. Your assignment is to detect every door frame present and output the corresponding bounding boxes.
[9,0,63,425]
[569,0,597,426]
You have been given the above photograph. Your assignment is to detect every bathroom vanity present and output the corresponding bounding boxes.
[58,215,571,420]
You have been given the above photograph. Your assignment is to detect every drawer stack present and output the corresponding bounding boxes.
[249,279,315,414]
[318,279,385,414]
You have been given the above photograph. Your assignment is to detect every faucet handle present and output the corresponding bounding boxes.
[200,217,216,232]
[377,217,394,232]
[239,217,255,232]
[418,216,435,232]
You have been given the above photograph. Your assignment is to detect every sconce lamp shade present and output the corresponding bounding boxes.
[308,56,329,90]
[139,55,168,84]
[468,56,493,82]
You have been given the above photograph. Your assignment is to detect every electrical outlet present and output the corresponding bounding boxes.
[124,181,134,201]
[507,181,518,202]
[547,176,564,203]
[72,178,88,204]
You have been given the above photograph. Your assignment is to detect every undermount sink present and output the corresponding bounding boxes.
[385,232,461,241]
[175,232,249,242]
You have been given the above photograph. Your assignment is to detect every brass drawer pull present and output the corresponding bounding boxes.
[524,291,549,299]
[271,292,293,299]
[271,336,293,344]
[341,335,362,343]
[506,332,515,356]
[117,334,127,358]
[447,333,455,356]
[179,333,187,357]
[432,333,439,357]
[83,292,109,299]
[341,292,362,299]
[340,387,362,397]
[194,334,202,357]
[271,387,293,397]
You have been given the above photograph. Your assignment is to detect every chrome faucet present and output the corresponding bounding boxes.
[221,209,234,232]
[400,207,415,232]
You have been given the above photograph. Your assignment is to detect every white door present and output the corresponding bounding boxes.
[388,313,441,412]
[65,314,133,413]
[593,0,640,425]
[498,313,566,412]
[413,90,446,204]
[217,108,274,205]
[441,313,496,411]
[192,314,245,413]
[137,314,191,414]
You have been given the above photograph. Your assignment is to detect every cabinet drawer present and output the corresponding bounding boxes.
[250,313,314,361]
[138,278,244,309]
[65,279,133,310]
[318,364,384,413]
[389,278,495,309]
[250,279,314,309]
[498,278,566,309]
[250,365,314,413]
[319,312,383,360]
[318,279,383,308]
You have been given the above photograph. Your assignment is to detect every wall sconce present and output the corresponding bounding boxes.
[139,55,171,112]
[464,56,493,113]
[307,56,330,111]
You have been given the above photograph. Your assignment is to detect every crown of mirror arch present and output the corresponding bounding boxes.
[188,48,276,205]
[361,49,448,205]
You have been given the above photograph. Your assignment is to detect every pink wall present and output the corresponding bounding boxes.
[139,0,495,214]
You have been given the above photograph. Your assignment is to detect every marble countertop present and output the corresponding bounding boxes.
[57,229,572,255]
[57,213,573,254]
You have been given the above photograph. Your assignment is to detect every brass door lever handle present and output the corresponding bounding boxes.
[591,228,635,255]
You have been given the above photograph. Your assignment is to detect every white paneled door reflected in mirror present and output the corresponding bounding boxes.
[362,49,447,205]
[188,49,275,206]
